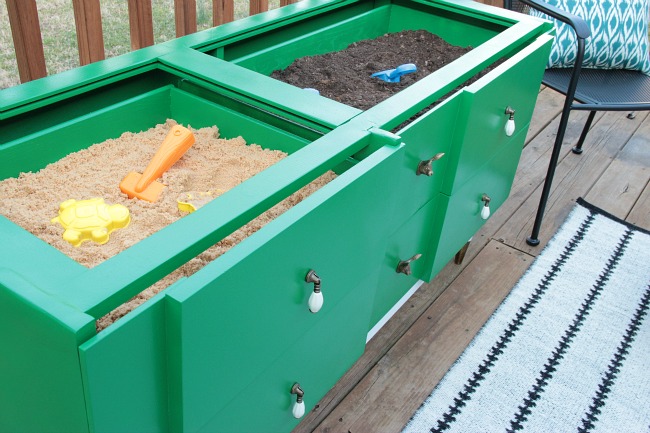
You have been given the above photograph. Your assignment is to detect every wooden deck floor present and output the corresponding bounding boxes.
[293,87,650,433]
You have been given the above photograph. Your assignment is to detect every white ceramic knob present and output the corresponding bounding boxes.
[290,383,305,418]
[481,204,491,220]
[481,194,491,220]
[504,118,515,136]
[504,106,516,137]
[308,291,323,313]
[292,400,305,418]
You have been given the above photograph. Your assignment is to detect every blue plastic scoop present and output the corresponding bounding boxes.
[371,63,417,83]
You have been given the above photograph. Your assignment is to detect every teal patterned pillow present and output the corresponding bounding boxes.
[530,0,650,74]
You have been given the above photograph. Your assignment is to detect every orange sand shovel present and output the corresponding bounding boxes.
[120,125,195,202]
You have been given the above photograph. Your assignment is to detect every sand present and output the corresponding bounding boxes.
[0,120,335,330]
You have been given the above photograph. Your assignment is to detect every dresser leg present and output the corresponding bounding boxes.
[454,239,471,265]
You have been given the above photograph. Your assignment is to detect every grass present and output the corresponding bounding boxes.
[0,0,279,90]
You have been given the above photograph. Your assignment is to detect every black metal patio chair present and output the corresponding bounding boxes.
[505,0,650,246]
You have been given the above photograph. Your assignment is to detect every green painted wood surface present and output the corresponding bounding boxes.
[0,270,95,433]
[390,92,460,225]
[428,125,529,278]
[163,141,403,431]
[157,49,359,132]
[173,78,331,141]
[169,87,311,153]
[198,276,378,432]
[370,196,439,328]
[441,35,553,195]
[1,86,172,180]
[222,3,386,73]
[79,295,170,433]
[0,69,174,145]
[0,216,86,290]
[386,0,501,46]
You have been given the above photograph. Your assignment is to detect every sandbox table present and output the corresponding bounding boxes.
[0,0,552,431]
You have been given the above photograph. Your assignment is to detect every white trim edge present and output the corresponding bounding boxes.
[366,280,425,343]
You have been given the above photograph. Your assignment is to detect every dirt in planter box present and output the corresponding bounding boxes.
[271,30,502,112]
[0,119,336,331]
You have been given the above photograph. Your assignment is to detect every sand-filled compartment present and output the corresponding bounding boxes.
[0,119,335,330]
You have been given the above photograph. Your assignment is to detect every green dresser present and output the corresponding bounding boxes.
[0,0,552,431]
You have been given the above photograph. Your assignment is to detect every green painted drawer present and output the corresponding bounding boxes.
[164,143,403,431]
[428,126,528,277]
[441,35,551,195]
[370,196,439,329]
[369,124,530,331]
[198,275,377,432]
[79,271,379,433]
[79,295,169,433]
[388,93,459,227]
[361,35,551,234]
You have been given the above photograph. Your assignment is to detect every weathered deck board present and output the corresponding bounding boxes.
[294,87,650,433]
[497,110,648,252]
[584,118,650,221]
[525,86,563,140]
[628,182,650,229]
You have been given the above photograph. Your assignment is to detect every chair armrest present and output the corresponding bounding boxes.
[519,0,591,39]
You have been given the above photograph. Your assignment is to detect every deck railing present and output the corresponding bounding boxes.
[5,0,298,84]
[5,0,501,85]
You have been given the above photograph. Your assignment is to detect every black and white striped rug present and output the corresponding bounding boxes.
[402,199,650,432]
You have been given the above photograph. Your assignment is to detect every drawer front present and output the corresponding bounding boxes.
[370,197,439,329]
[165,144,404,432]
[80,296,169,433]
[390,94,459,226]
[197,276,377,432]
[429,127,527,277]
[441,37,551,195]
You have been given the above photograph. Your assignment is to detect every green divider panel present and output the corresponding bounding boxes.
[169,88,310,154]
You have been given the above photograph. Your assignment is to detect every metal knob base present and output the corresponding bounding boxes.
[396,253,422,275]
